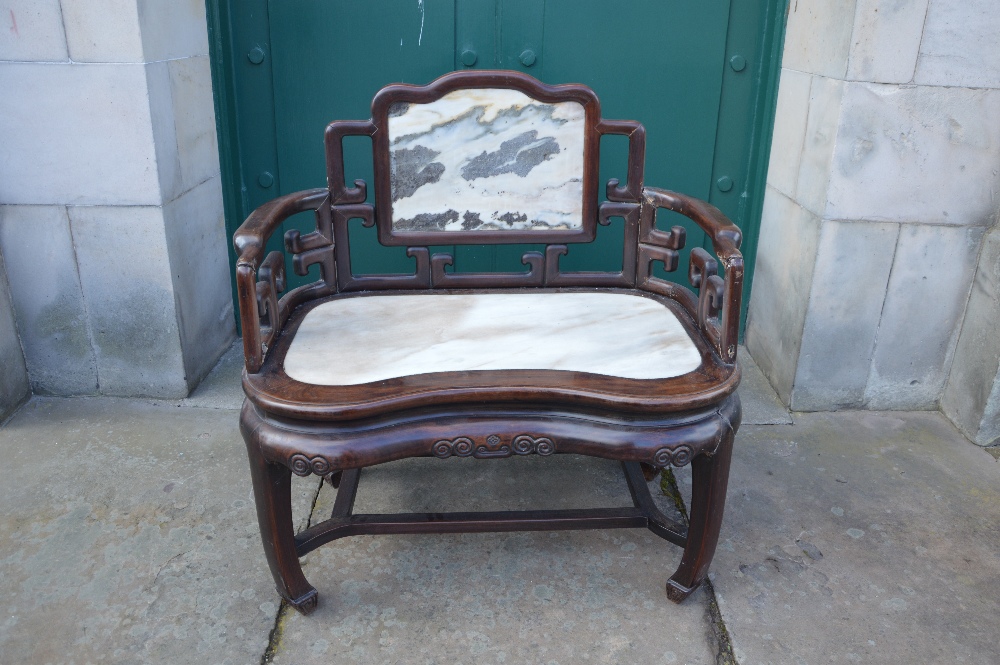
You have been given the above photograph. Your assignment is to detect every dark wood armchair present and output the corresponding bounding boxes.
[235,71,743,615]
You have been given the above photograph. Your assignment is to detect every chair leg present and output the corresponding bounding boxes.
[666,421,736,602]
[246,442,318,614]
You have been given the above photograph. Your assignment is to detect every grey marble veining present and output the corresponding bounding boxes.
[387,88,586,232]
[283,292,702,385]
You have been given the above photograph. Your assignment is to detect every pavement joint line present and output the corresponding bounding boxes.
[304,476,327,530]
[260,469,327,663]
[260,602,290,665]
[661,468,740,665]
[706,579,739,665]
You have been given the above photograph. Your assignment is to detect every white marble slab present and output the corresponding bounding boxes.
[387,89,585,232]
[283,293,702,385]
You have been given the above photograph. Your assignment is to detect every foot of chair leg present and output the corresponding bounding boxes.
[665,577,698,603]
[284,588,319,615]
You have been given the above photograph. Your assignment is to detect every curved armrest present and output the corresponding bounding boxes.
[642,187,742,259]
[234,189,329,373]
[642,186,744,364]
[234,188,328,269]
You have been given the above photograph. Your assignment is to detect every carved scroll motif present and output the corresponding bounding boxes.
[689,247,724,347]
[283,202,336,287]
[432,435,557,459]
[652,445,695,468]
[255,250,286,349]
[511,435,555,456]
[289,453,334,477]
[430,252,545,288]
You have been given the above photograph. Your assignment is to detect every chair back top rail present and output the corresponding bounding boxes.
[326,70,645,248]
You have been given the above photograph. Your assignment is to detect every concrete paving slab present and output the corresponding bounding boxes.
[0,397,319,665]
[273,455,720,664]
[739,347,793,425]
[712,411,1000,664]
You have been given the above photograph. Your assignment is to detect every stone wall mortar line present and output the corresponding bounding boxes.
[0,245,29,395]
[0,55,208,66]
[55,0,69,64]
[821,217,996,229]
[778,66,1000,92]
[860,223,902,408]
[162,175,219,209]
[788,73,815,202]
[911,0,933,85]
[786,212,826,410]
[940,229,991,411]
[941,224,997,432]
[65,205,101,393]
[845,1,863,84]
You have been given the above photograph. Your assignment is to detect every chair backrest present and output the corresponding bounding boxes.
[240,70,743,372]
[321,70,647,290]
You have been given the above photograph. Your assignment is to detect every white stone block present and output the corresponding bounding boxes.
[0,62,162,205]
[0,205,98,394]
[61,0,143,63]
[847,0,928,84]
[0,247,29,419]
[943,227,1000,445]
[796,75,845,217]
[915,0,1000,89]
[792,220,898,410]
[162,176,234,389]
[781,0,857,79]
[0,0,68,62]
[827,83,1000,226]
[766,68,810,200]
[745,186,822,405]
[136,0,209,61]
[147,56,220,203]
[69,205,187,397]
[866,224,984,409]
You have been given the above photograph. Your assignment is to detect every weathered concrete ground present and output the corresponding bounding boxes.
[1,346,998,664]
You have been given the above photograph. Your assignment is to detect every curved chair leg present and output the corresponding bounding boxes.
[245,437,318,614]
[666,420,736,602]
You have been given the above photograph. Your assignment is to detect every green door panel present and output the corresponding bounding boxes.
[209,0,789,334]
[538,0,730,278]
[269,0,459,282]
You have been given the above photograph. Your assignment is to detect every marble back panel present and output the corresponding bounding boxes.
[387,89,586,233]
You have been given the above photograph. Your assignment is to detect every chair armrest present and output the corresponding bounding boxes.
[643,186,742,259]
[234,188,329,373]
[642,186,744,364]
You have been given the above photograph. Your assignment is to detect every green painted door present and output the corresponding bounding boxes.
[209,0,787,333]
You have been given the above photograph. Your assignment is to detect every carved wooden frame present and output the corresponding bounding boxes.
[232,70,745,616]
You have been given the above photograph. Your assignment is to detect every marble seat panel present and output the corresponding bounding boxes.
[282,292,702,386]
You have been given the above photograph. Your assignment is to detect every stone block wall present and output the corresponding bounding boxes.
[0,250,29,420]
[0,0,235,398]
[747,0,1000,421]
[942,228,1000,446]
